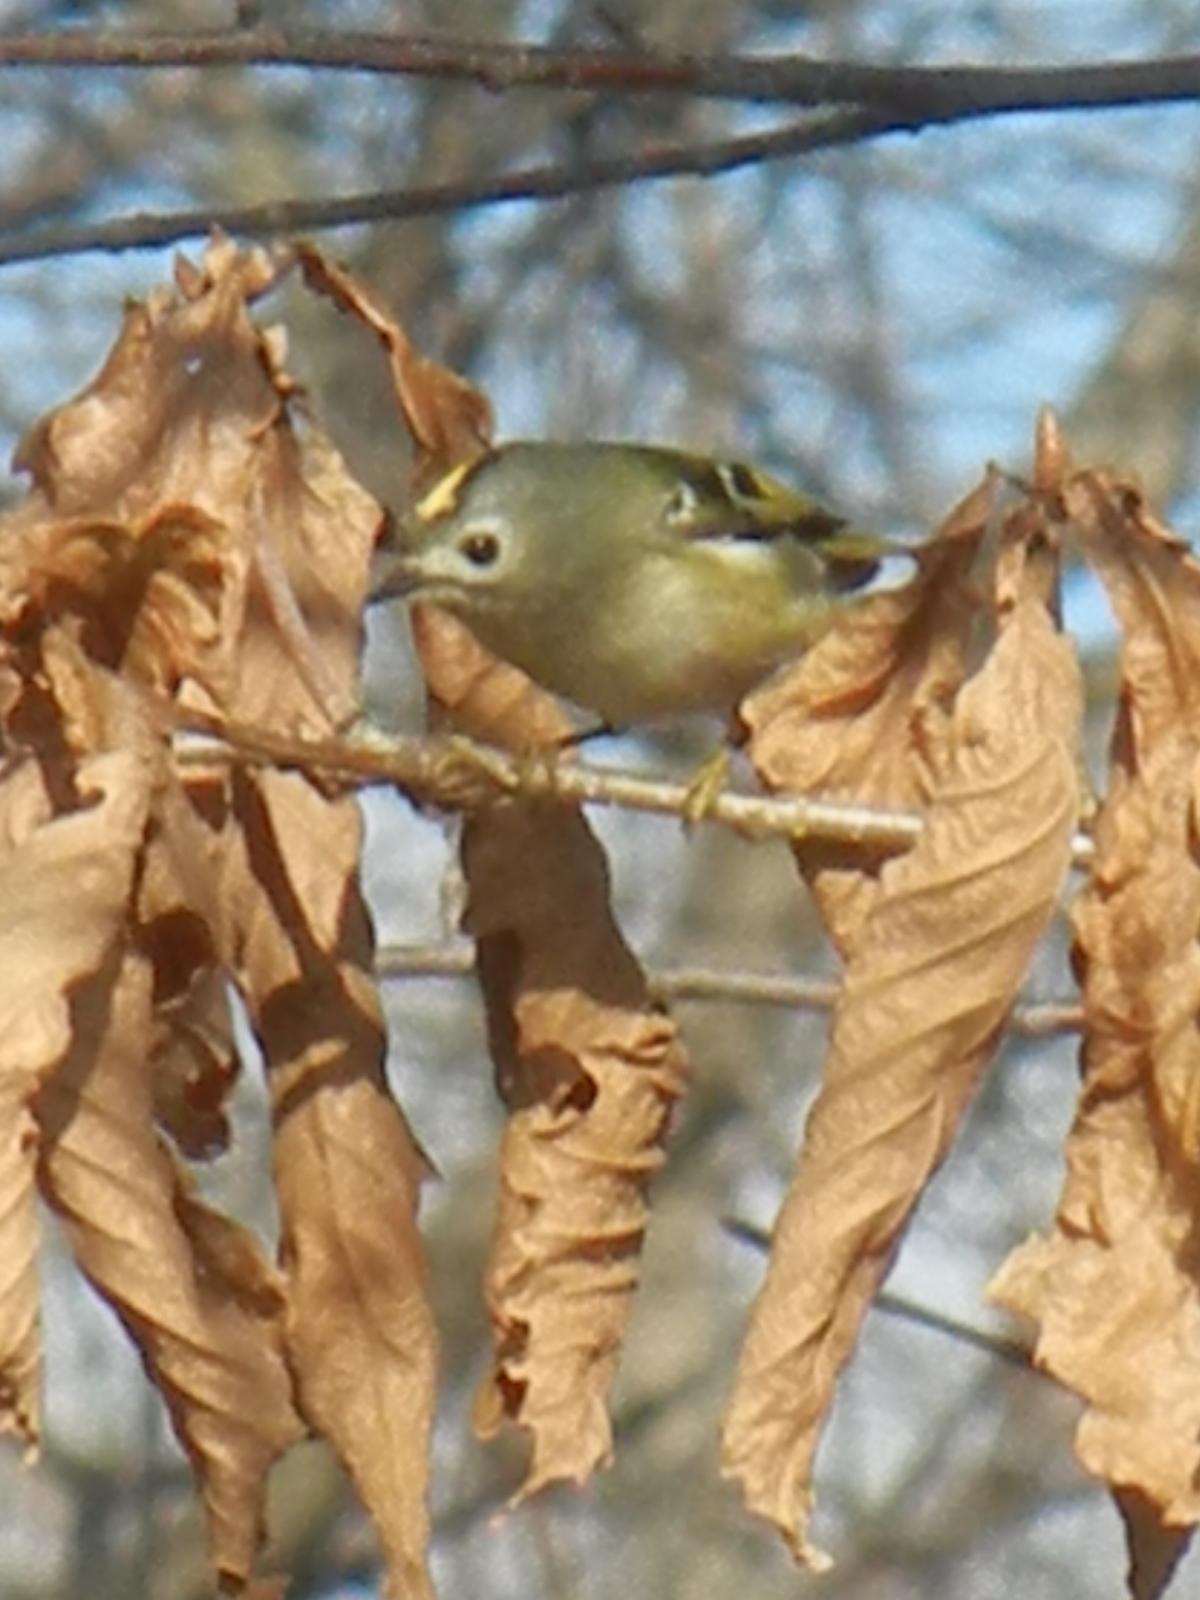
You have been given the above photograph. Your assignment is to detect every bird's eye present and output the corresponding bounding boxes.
[458,529,502,568]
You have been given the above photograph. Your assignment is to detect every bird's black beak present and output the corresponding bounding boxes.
[367,506,422,604]
[367,551,421,605]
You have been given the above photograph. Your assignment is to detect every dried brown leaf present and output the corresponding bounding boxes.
[36,951,303,1588]
[990,476,1200,1551]
[1032,404,1072,492]
[1117,1489,1194,1600]
[0,1070,37,1453]
[209,417,380,732]
[463,806,689,1497]
[742,477,989,952]
[149,963,239,1160]
[14,236,275,523]
[220,767,438,1600]
[723,536,1083,1568]
[8,235,374,731]
[296,241,493,492]
[0,741,153,1448]
[132,760,239,1160]
[409,604,575,748]
[0,509,227,700]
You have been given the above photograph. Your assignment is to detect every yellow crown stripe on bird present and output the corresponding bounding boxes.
[373,440,906,728]
[413,459,478,523]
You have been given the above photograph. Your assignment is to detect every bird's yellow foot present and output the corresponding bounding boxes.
[681,746,732,826]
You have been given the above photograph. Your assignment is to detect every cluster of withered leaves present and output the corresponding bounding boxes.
[0,237,435,1598]
[722,427,1200,1599]
[5,245,1200,1600]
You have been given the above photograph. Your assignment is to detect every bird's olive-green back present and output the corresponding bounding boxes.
[413,440,878,590]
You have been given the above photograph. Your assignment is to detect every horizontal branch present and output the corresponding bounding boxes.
[376,941,1084,1036]
[1,25,1199,120]
[0,109,887,267]
[173,716,1096,871]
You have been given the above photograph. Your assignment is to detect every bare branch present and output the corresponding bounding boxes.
[1,26,1199,120]
[0,111,887,267]
[723,1217,1035,1369]
[375,941,1084,1036]
[173,717,1096,870]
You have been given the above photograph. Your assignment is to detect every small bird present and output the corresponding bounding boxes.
[372,441,898,730]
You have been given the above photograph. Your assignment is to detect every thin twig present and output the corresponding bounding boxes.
[173,718,1097,870]
[375,941,1085,1036]
[723,1217,1035,1370]
[0,110,888,266]
[174,717,919,855]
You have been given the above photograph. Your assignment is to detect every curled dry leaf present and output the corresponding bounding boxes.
[409,604,574,750]
[741,476,989,953]
[463,805,689,1497]
[723,522,1083,1568]
[990,475,1200,1568]
[0,743,152,1451]
[148,962,239,1160]
[36,951,303,1588]
[143,247,436,1596]
[296,241,494,492]
[1116,1489,1194,1600]
[10,232,369,732]
[225,766,438,1600]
